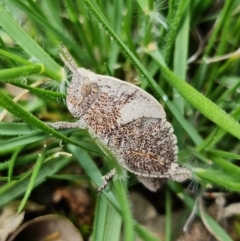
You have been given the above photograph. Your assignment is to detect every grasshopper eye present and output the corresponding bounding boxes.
[81,81,92,97]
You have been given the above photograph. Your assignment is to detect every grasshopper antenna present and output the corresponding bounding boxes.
[59,43,78,74]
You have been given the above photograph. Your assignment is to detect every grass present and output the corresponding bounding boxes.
[0,0,240,240]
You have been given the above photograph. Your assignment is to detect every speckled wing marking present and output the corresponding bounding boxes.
[82,85,138,139]
[107,117,178,177]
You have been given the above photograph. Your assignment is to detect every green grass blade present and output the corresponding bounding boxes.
[0,156,70,207]
[8,146,23,183]
[0,65,44,79]
[151,61,240,141]
[196,106,240,151]
[0,48,32,65]
[0,131,48,153]
[0,5,63,81]
[209,150,240,160]
[0,90,102,153]
[195,169,240,192]
[6,79,66,100]
[17,146,46,213]
[102,201,122,241]
[92,194,109,241]
[209,155,240,178]
[0,153,38,171]
[163,0,187,64]
[135,223,162,241]
[113,179,135,241]
[172,2,190,148]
